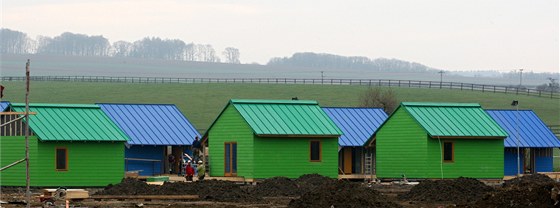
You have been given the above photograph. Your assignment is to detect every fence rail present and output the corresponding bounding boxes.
[549,125,560,138]
[2,75,559,99]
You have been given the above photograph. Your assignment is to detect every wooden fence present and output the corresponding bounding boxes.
[2,75,559,99]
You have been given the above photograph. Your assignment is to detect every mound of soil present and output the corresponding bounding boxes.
[472,174,558,208]
[288,180,401,208]
[295,174,336,194]
[399,177,493,205]
[503,173,555,188]
[96,178,258,202]
[251,177,300,197]
[97,178,155,195]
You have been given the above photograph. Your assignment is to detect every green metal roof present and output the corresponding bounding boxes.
[11,103,129,142]
[401,102,508,138]
[231,99,342,136]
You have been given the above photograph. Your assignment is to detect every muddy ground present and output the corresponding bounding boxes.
[1,174,559,208]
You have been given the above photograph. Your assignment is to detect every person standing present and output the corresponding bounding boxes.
[196,160,205,181]
[185,161,194,182]
[192,136,202,161]
[167,154,175,174]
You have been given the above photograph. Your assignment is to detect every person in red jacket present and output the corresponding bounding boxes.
[185,161,194,182]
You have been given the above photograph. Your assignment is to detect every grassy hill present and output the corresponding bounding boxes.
[1,81,558,132]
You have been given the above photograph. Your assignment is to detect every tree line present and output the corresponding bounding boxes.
[0,28,240,63]
[267,52,440,72]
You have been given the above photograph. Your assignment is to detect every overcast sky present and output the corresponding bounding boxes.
[2,0,558,72]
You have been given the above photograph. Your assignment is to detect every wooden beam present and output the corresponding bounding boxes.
[0,158,26,171]
[0,112,37,115]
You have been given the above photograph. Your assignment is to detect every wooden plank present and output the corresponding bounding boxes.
[42,189,89,199]
[0,112,37,115]
[90,195,199,200]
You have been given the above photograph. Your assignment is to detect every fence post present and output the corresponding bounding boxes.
[429,81,432,88]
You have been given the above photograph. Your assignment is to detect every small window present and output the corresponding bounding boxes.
[310,140,321,162]
[56,147,68,171]
[443,142,454,162]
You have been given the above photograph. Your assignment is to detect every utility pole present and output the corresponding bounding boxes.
[321,71,324,84]
[511,100,520,177]
[25,59,31,208]
[519,69,524,87]
[438,70,445,89]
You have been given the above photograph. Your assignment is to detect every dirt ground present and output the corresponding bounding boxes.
[1,174,559,208]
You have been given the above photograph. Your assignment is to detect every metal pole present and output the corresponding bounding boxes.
[519,69,523,86]
[438,70,444,89]
[25,59,31,207]
[515,104,520,177]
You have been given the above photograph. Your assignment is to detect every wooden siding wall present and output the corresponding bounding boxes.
[376,108,428,178]
[534,148,554,173]
[504,148,525,176]
[0,136,124,186]
[377,108,504,179]
[426,137,503,178]
[208,105,254,178]
[253,136,338,179]
[125,145,164,176]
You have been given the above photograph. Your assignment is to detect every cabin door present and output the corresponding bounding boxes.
[343,147,352,174]
[224,142,237,176]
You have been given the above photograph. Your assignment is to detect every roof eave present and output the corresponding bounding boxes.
[256,134,340,138]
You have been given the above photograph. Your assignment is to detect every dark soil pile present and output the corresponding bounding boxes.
[503,173,555,188]
[96,178,258,202]
[472,174,558,208]
[399,177,493,205]
[288,180,401,208]
[295,174,336,194]
[96,178,156,195]
[251,177,300,197]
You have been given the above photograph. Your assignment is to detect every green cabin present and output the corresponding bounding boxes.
[0,103,129,186]
[374,102,508,179]
[203,99,342,180]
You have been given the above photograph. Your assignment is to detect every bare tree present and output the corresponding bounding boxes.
[0,28,35,54]
[359,87,398,114]
[222,47,240,64]
[112,41,133,57]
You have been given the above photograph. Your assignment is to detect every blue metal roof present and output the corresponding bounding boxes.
[98,103,200,145]
[322,107,388,146]
[486,110,560,148]
[0,101,10,112]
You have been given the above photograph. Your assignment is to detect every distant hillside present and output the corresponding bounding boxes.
[268,52,440,72]
[1,54,556,87]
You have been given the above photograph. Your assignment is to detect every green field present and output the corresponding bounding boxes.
[2,81,558,132]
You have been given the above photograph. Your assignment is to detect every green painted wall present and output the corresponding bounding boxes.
[425,138,503,178]
[376,108,428,178]
[253,136,338,179]
[208,105,254,178]
[208,105,338,179]
[376,107,504,179]
[1,136,125,186]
